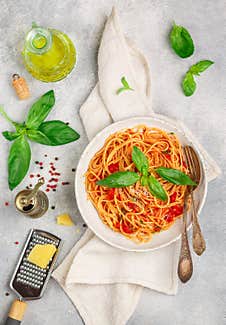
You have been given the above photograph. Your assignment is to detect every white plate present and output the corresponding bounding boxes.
[75,115,207,252]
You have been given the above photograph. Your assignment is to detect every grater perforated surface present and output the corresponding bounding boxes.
[10,229,61,300]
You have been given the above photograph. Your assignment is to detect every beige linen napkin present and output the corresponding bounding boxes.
[52,7,220,325]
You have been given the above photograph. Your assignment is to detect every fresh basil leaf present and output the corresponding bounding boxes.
[156,167,196,185]
[26,90,55,129]
[116,88,127,95]
[38,120,80,146]
[97,171,139,188]
[26,129,52,145]
[116,76,134,94]
[182,72,196,96]
[140,175,149,186]
[189,60,214,76]
[121,76,130,88]
[132,146,149,175]
[169,23,194,58]
[8,136,31,190]
[2,131,20,141]
[148,175,168,201]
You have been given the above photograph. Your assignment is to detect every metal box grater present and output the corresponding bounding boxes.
[10,229,62,300]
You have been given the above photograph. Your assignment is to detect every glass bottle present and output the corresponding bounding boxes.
[22,23,76,82]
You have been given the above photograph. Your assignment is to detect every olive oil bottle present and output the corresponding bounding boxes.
[23,23,76,82]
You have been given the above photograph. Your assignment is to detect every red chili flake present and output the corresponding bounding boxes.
[49,178,59,183]
[62,181,70,185]
[30,174,34,178]
[39,162,43,166]
[46,189,50,192]
[5,202,9,206]
[47,184,57,189]
[37,174,40,177]
[54,172,61,176]
[14,241,19,245]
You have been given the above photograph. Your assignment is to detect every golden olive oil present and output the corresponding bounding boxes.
[23,25,76,82]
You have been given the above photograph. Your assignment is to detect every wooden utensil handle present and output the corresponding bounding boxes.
[5,300,27,325]
[178,214,193,283]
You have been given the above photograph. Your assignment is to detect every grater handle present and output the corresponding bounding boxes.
[5,300,27,325]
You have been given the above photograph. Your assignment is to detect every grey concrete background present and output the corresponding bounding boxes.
[0,0,225,324]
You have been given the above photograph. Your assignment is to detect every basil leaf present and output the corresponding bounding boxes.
[38,120,80,146]
[182,72,196,96]
[156,167,196,185]
[189,60,214,76]
[169,23,194,58]
[116,76,134,94]
[97,171,139,188]
[132,146,149,175]
[27,129,51,145]
[140,175,149,186]
[2,131,20,141]
[8,136,31,190]
[148,175,168,201]
[26,90,55,129]
[121,77,130,88]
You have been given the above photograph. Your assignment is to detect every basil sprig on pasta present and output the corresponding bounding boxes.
[96,146,195,201]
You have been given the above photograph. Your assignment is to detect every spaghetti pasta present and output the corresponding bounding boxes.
[85,125,189,243]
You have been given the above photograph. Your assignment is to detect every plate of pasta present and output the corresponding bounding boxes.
[75,115,207,251]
